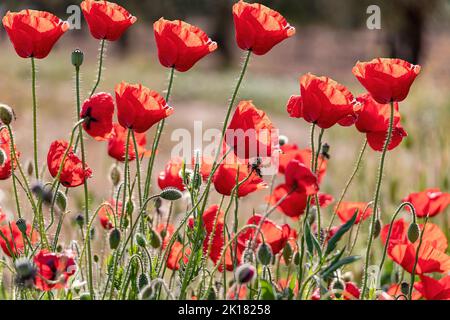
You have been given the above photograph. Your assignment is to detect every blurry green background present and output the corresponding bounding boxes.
[0,0,448,276]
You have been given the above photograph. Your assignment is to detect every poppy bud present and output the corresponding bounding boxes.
[205,287,217,300]
[308,207,317,225]
[75,214,84,228]
[139,284,154,300]
[26,160,34,177]
[54,190,67,212]
[126,200,134,215]
[109,164,121,186]
[283,242,293,265]
[0,149,6,166]
[0,104,14,125]
[149,229,162,249]
[16,218,27,234]
[257,243,273,266]
[373,219,382,239]
[79,293,92,300]
[236,263,256,284]
[400,282,409,296]
[31,182,53,205]
[109,228,121,249]
[71,49,84,68]
[407,223,420,243]
[279,135,289,146]
[154,197,162,209]
[293,252,300,266]
[160,187,183,201]
[14,258,36,289]
[93,255,99,263]
[135,233,147,248]
[56,245,63,253]
[138,273,149,290]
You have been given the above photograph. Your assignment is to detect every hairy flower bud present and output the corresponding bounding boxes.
[373,219,382,239]
[257,243,273,266]
[75,214,84,228]
[71,49,84,68]
[138,273,149,290]
[160,187,183,201]
[31,182,53,205]
[293,252,300,266]
[407,222,420,243]
[149,228,162,249]
[400,282,409,296]
[236,263,256,284]
[135,233,147,248]
[0,103,14,125]
[14,258,36,289]
[26,160,34,177]
[109,228,121,249]
[79,293,92,300]
[109,164,121,186]
[16,218,27,234]
[54,190,67,212]
[283,242,293,265]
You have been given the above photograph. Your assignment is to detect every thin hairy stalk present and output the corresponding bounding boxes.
[131,130,144,233]
[409,216,428,300]
[327,139,368,231]
[31,57,39,180]
[361,101,395,299]
[90,39,106,97]
[5,126,22,217]
[144,67,175,199]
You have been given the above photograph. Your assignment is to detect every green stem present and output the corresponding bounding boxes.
[409,217,428,300]
[30,57,39,181]
[361,101,395,299]
[5,126,22,218]
[143,67,175,199]
[131,130,144,233]
[90,39,106,97]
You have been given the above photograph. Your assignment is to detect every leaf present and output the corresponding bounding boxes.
[305,221,323,258]
[325,211,358,255]
[320,255,361,279]
[259,279,276,300]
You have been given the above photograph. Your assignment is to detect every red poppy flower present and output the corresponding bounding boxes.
[2,10,68,59]
[278,144,327,182]
[81,0,136,41]
[166,241,190,271]
[232,1,295,55]
[107,123,149,162]
[415,275,450,300]
[81,92,114,141]
[386,283,422,300]
[115,82,173,133]
[33,249,76,291]
[0,129,19,181]
[336,202,373,224]
[355,93,407,152]
[381,219,450,274]
[158,157,186,192]
[154,18,217,72]
[238,214,290,255]
[287,74,359,129]
[267,184,333,219]
[0,208,5,224]
[225,100,277,160]
[403,188,450,218]
[352,58,421,104]
[98,200,122,230]
[47,140,92,188]
[0,221,38,257]
[284,160,319,195]
[213,156,267,197]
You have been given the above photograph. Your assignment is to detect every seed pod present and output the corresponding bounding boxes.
[79,293,92,300]
[109,164,121,186]
[54,190,67,212]
[149,228,162,249]
[236,263,256,284]
[139,284,154,300]
[16,218,27,234]
[283,242,293,265]
[256,243,273,266]
[160,187,183,201]
[0,103,13,125]
[407,223,420,243]
[109,228,121,250]
[138,273,149,290]
[71,49,84,68]
[0,149,6,166]
[373,219,382,239]
[135,233,147,248]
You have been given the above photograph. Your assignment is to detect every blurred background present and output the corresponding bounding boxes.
[0,0,448,278]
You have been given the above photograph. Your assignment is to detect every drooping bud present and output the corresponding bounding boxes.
[373,219,382,239]
[0,103,14,125]
[138,273,149,290]
[75,214,84,228]
[71,49,84,68]
[149,228,162,249]
[400,282,409,296]
[31,182,53,205]
[109,228,121,249]
[79,293,92,300]
[308,207,317,225]
[278,135,289,146]
[205,287,217,300]
[407,223,420,243]
[109,164,121,186]
[16,218,27,234]
[126,200,134,215]
[283,242,293,265]
[154,197,162,209]
[54,190,67,212]
[135,233,147,248]
[293,252,300,265]
[0,149,6,166]
[256,243,273,266]
[236,263,256,284]
[160,187,183,201]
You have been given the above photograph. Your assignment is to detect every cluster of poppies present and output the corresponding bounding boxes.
[0,0,448,300]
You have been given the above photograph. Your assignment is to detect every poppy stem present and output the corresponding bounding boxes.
[131,130,144,233]
[409,216,428,300]
[90,39,106,97]
[31,57,39,181]
[4,126,22,218]
[326,139,368,234]
[361,101,395,299]
[143,66,176,200]
[75,63,95,299]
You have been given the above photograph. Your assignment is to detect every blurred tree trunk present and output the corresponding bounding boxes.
[211,0,233,68]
